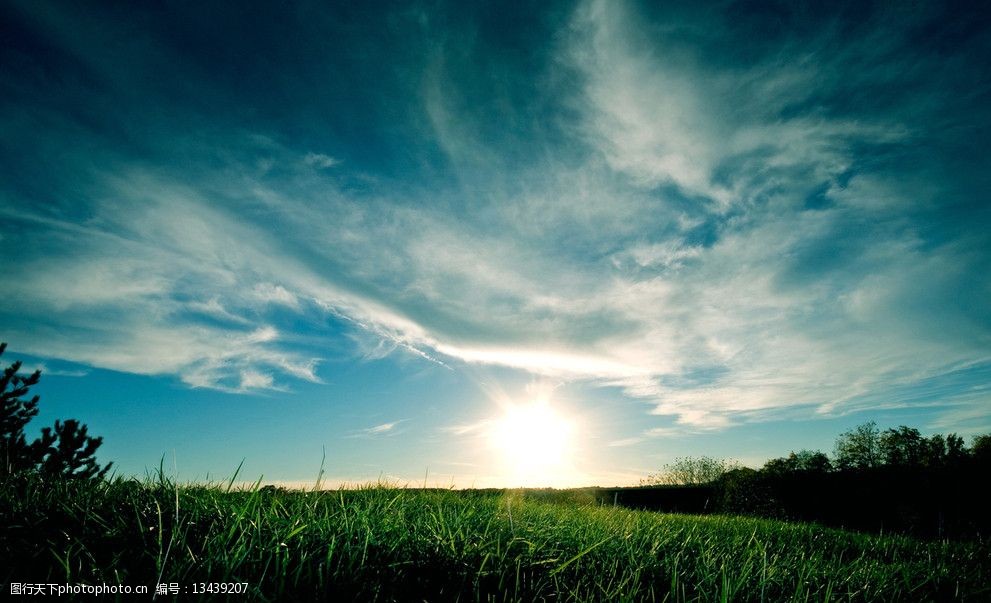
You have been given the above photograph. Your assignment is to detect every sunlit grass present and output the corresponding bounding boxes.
[2,473,988,601]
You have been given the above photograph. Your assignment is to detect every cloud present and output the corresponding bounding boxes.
[20,363,90,378]
[239,370,275,391]
[302,152,340,169]
[366,422,399,435]
[186,298,251,325]
[1,0,988,434]
[252,283,300,310]
[441,420,492,438]
[352,420,409,438]
[607,437,643,448]
[567,0,910,212]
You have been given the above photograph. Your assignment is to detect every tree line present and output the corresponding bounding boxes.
[646,421,989,486]
[631,421,991,539]
[770,420,987,474]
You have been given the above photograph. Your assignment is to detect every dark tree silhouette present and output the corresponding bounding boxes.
[763,450,832,475]
[972,434,991,463]
[945,433,967,465]
[922,433,947,468]
[879,426,925,467]
[1,342,42,476]
[0,342,111,480]
[34,419,112,480]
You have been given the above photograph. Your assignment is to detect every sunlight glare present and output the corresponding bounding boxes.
[489,401,576,486]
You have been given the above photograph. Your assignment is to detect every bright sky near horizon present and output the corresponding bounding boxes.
[1,0,989,487]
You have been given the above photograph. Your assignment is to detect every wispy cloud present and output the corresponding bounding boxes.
[607,437,643,448]
[238,370,275,391]
[441,420,492,438]
[351,420,409,438]
[21,364,90,378]
[302,152,340,170]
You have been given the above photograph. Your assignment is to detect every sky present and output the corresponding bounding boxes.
[1,0,989,488]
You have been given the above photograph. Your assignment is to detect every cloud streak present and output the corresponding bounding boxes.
[350,420,409,438]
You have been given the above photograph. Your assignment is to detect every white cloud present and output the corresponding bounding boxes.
[239,370,274,390]
[612,241,702,272]
[303,152,340,169]
[441,419,491,437]
[352,420,408,437]
[19,363,90,378]
[252,283,300,309]
[607,437,643,448]
[567,0,906,211]
[433,344,650,381]
[187,297,251,325]
[366,422,398,434]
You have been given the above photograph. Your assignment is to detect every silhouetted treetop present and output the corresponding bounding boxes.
[763,450,831,475]
[0,342,111,480]
[1,342,43,476]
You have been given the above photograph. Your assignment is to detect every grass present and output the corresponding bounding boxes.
[1,474,989,601]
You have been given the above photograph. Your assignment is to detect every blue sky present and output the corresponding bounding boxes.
[2,0,989,487]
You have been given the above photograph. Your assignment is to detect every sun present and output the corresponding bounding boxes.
[488,401,575,486]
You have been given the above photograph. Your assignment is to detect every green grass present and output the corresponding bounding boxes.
[2,474,988,601]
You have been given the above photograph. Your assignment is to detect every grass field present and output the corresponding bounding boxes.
[2,475,989,601]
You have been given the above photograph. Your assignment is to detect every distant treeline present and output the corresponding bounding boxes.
[599,423,991,540]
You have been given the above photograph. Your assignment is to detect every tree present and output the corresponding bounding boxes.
[945,433,967,465]
[922,434,947,468]
[794,450,833,473]
[643,456,741,486]
[35,419,112,480]
[763,449,832,476]
[0,342,111,480]
[1,343,42,476]
[879,426,925,467]
[834,421,881,470]
[973,434,991,464]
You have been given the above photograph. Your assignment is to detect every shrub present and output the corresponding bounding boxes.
[643,456,741,485]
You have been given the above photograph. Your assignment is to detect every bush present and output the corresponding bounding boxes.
[642,456,741,485]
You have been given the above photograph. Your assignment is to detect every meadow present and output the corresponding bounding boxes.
[2,474,989,601]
